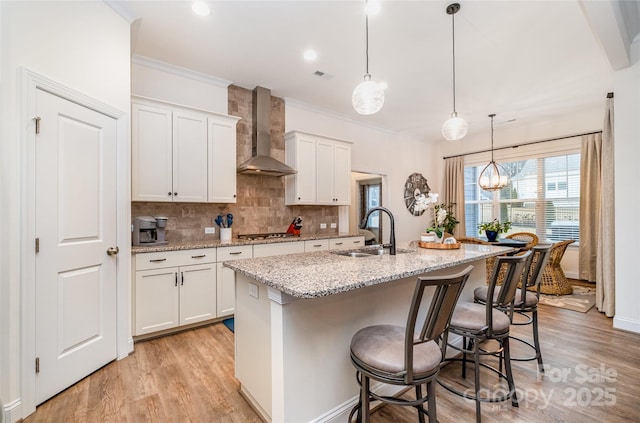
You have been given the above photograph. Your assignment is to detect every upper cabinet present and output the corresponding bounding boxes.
[132,97,240,203]
[285,131,352,206]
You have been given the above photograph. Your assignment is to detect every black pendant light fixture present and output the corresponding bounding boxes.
[478,114,509,191]
[442,3,468,141]
[352,0,385,115]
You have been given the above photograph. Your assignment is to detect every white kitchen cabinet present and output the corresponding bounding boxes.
[216,245,253,317]
[208,114,241,203]
[131,96,239,203]
[253,241,305,258]
[134,249,217,336]
[304,239,329,252]
[285,131,352,206]
[329,236,365,250]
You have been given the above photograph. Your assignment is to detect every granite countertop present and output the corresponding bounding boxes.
[131,232,364,254]
[224,243,513,299]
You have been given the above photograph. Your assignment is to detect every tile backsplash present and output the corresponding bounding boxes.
[132,85,339,243]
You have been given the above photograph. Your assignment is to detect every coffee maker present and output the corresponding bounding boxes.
[132,216,168,246]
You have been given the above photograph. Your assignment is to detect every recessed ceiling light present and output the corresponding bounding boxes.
[365,0,381,16]
[192,1,210,17]
[303,49,318,61]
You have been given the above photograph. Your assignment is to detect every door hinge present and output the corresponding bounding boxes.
[34,116,41,135]
[35,357,40,374]
[35,237,40,253]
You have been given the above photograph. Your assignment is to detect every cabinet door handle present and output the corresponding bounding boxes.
[181,272,184,286]
[229,251,243,255]
[191,254,206,259]
[168,192,172,196]
[174,192,178,196]
[313,244,322,248]
[150,258,167,263]
[335,242,343,246]
[174,272,178,287]
[353,240,361,244]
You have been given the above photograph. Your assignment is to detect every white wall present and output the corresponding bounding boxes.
[131,58,229,113]
[612,37,640,333]
[285,102,439,245]
[0,2,131,421]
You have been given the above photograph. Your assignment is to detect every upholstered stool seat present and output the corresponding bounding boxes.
[351,325,442,378]
[349,266,473,423]
[473,287,538,308]
[450,303,511,334]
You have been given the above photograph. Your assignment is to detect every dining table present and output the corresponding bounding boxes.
[481,238,529,249]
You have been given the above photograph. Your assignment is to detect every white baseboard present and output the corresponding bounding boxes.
[3,398,21,423]
[613,316,640,334]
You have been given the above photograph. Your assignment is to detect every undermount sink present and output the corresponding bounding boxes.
[332,246,409,258]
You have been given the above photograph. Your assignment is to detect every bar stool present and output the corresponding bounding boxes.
[349,266,473,423]
[439,252,532,423]
[474,244,553,371]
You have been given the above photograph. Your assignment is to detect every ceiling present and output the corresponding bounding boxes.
[122,0,617,143]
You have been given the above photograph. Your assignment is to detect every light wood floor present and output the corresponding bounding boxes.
[25,300,640,423]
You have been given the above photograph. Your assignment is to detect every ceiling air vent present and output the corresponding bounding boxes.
[313,70,334,80]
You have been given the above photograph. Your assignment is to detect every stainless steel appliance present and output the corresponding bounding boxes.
[132,216,169,246]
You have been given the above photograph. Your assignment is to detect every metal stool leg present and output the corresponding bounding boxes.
[503,337,519,408]
[532,309,544,372]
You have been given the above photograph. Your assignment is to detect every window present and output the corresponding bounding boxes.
[464,152,580,243]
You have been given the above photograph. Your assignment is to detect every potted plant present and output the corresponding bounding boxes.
[425,202,459,242]
[478,219,512,242]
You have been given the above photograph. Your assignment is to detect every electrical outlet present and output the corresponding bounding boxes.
[330,223,337,229]
[205,227,215,234]
[320,223,327,229]
[248,283,259,299]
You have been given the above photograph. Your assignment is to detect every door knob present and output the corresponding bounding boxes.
[106,246,119,256]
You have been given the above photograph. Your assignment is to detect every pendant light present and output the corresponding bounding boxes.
[442,3,468,141]
[352,0,385,115]
[478,114,509,191]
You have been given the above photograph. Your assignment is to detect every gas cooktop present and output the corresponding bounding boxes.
[236,232,296,241]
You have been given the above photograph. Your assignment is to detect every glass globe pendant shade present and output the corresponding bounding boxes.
[352,74,385,115]
[441,112,468,140]
[478,161,509,191]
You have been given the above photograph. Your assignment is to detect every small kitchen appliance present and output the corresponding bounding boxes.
[132,216,169,246]
[286,216,303,236]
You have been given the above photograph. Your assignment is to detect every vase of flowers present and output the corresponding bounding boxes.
[478,219,512,242]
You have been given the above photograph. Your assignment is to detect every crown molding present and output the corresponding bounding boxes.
[104,0,137,24]
[284,97,397,135]
[132,55,233,88]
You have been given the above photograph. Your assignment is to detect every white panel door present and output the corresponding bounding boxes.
[35,89,118,404]
[172,110,208,202]
[179,263,217,325]
[131,102,173,202]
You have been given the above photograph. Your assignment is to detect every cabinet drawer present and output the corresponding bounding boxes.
[304,239,329,252]
[253,241,305,258]
[329,237,365,250]
[217,245,253,261]
[135,248,216,270]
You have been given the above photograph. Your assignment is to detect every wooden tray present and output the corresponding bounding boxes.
[418,241,461,249]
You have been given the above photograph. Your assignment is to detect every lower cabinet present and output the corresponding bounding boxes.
[216,245,253,317]
[134,249,217,336]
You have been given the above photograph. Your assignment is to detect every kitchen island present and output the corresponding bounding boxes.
[224,243,512,423]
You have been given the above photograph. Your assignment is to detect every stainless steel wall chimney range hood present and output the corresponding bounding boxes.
[237,86,297,177]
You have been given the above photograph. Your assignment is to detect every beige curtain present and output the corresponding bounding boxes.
[443,156,465,237]
[579,95,615,317]
[579,133,601,281]
[598,96,615,317]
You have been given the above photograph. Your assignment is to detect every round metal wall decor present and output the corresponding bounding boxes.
[403,172,431,216]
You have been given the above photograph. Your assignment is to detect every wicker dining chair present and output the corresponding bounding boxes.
[538,239,575,295]
[485,232,539,285]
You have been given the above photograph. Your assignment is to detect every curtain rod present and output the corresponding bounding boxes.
[442,130,602,160]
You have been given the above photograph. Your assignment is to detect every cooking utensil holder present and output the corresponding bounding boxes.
[220,228,232,242]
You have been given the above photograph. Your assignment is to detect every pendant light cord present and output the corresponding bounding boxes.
[489,113,495,161]
[365,11,370,74]
[451,11,457,113]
